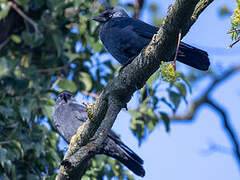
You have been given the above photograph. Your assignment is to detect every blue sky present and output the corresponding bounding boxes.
[111,0,240,180]
[61,0,240,179]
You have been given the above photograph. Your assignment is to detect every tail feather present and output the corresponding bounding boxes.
[113,153,145,177]
[101,136,145,177]
[177,42,210,71]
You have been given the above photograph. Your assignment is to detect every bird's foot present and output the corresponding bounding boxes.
[82,102,89,107]
[61,159,72,169]
[86,102,96,119]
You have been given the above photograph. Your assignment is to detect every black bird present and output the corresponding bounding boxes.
[53,91,145,177]
[92,8,210,71]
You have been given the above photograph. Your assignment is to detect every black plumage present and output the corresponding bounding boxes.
[93,8,210,71]
[53,91,145,177]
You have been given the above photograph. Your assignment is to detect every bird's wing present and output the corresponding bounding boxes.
[129,18,159,39]
[112,18,159,59]
[68,103,88,123]
[113,17,158,39]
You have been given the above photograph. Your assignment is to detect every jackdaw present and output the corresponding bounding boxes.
[92,8,210,71]
[53,91,145,177]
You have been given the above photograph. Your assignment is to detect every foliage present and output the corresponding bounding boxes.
[230,0,240,41]
[129,70,189,145]
[159,61,180,82]
[0,0,132,179]
[0,0,189,179]
[83,156,135,180]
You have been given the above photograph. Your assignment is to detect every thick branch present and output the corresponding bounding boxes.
[57,0,213,179]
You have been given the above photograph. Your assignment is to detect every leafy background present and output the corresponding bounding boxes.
[0,0,239,180]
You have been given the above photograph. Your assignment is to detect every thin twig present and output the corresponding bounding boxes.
[8,1,39,33]
[206,98,240,165]
[227,29,240,34]
[172,29,182,70]
[51,77,62,90]
[170,65,240,121]
[165,65,240,167]
[81,91,98,99]
[0,36,11,51]
[37,65,69,73]
[0,140,12,145]
[133,0,144,19]
[228,37,240,48]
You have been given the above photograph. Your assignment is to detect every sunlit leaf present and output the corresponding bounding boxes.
[58,80,77,92]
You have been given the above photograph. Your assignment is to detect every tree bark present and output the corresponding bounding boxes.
[57,0,214,179]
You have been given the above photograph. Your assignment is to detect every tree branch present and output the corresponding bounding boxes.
[8,1,39,33]
[36,65,69,73]
[205,98,240,166]
[166,65,240,168]
[170,65,240,121]
[57,0,214,179]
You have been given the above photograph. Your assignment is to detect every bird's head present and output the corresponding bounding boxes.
[56,91,74,104]
[92,7,129,23]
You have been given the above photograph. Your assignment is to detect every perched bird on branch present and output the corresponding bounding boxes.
[93,7,210,71]
[53,91,145,177]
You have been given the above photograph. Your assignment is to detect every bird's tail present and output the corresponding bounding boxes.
[177,42,210,71]
[101,136,145,177]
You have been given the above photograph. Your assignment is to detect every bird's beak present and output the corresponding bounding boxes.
[63,95,68,103]
[92,15,106,22]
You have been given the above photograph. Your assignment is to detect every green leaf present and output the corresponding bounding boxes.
[0,148,8,163]
[15,0,29,7]
[11,34,21,44]
[0,1,10,20]
[58,80,77,92]
[92,41,102,52]
[78,22,87,34]
[128,110,142,119]
[52,33,62,57]
[79,72,93,92]
[26,173,39,180]
[22,31,44,48]
[160,112,170,132]
[140,85,148,102]
[174,82,187,103]
[19,105,31,122]
[146,70,160,87]
[0,58,11,78]
[42,105,54,119]
[168,90,181,113]
[179,74,192,93]
[11,140,24,159]
[65,52,79,61]
[147,120,154,131]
